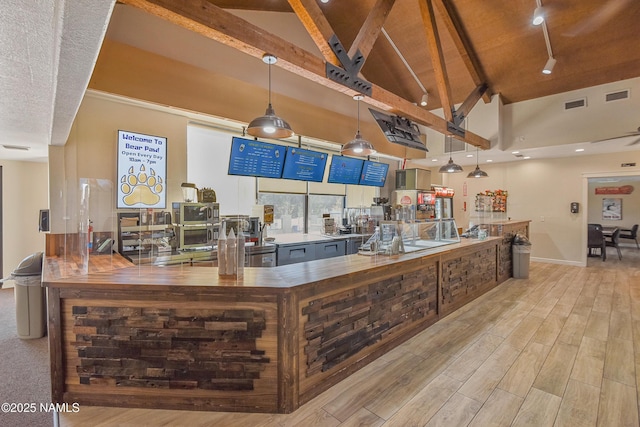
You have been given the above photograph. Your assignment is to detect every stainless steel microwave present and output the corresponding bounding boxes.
[172,202,219,225]
[175,225,218,249]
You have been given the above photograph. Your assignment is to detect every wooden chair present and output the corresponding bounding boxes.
[605,228,622,260]
[587,224,606,261]
[619,224,639,249]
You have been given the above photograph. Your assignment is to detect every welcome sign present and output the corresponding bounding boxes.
[117,130,167,209]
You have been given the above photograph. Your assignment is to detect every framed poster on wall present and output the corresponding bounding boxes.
[602,198,622,220]
[117,130,167,209]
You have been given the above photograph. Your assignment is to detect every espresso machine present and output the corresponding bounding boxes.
[371,197,391,225]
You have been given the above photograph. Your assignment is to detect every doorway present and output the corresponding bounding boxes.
[582,171,640,266]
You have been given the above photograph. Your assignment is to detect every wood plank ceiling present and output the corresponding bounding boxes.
[118,0,640,150]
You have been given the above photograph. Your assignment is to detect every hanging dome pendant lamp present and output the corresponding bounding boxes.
[247,54,294,139]
[341,94,376,156]
[467,147,489,178]
[439,135,463,173]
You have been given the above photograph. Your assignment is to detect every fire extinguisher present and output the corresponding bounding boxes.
[88,220,94,252]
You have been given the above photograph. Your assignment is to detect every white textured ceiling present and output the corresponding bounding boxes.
[0,0,115,162]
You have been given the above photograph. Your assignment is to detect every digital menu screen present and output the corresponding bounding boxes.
[227,137,286,178]
[281,147,328,182]
[327,156,364,185]
[359,160,389,187]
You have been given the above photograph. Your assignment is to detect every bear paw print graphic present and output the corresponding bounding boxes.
[120,165,163,206]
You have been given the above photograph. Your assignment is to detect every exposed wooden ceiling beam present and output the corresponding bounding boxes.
[348,0,396,61]
[287,0,339,65]
[433,0,492,103]
[119,0,490,149]
[419,0,454,123]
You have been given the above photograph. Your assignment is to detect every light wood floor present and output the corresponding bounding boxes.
[60,245,640,427]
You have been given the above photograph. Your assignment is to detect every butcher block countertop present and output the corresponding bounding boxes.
[43,237,500,291]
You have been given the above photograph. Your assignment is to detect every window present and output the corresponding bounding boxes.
[308,194,344,234]
[257,193,304,235]
[257,193,345,235]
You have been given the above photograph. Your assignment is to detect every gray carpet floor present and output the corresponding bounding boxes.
[0,287,53,426]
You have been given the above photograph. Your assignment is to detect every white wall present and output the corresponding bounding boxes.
[438,150,640,265]
[503,77,640,151]
[53,92,189,236]
[1,160,48,284]
[186,125,256,216]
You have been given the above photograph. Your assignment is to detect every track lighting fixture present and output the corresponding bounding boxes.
[535,0,557,75]
[247,54,294,139]
[532,6,545,25]
[542,56,556,74]
[420,92,429,107]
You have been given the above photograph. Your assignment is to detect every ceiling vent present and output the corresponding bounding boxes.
[564,98,587,110]
[605,89,629,102]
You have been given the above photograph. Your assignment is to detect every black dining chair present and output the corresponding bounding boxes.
[605,228,622,260]
[587,224,606,261]
[619,224,639,249]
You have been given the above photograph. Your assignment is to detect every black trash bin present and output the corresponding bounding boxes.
[2,252,45,339]
[512,234,531,279]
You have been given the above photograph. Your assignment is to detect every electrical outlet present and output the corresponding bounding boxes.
[540,216,545,222]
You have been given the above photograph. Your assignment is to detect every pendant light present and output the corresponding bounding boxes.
[467,147,489,178]
[247,54,294,139]
[341,94,376,156]
[439,135,463,173]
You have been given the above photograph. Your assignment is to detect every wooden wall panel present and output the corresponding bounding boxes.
[297,260,439,400]
[440,242,498,316]
[60,298,279,413]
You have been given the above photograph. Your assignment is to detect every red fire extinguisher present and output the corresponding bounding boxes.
[88,220,94,252]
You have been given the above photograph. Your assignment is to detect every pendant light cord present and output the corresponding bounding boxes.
[268,59,272,106]
[357,98,361,133]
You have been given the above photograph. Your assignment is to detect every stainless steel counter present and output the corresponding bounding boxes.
[144,243,276,267]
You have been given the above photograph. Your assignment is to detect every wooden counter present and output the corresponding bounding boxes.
[45,234,520,414]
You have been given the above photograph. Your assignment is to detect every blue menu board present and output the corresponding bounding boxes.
[359,160,389,187]
[228,137,286,178]
[281,147,328,182]
[327,156,364,185]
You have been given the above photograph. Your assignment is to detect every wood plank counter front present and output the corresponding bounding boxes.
[44,230,525,414]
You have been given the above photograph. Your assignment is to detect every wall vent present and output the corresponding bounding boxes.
[446,137,468,153]
[605,89,629,102]
[564,98,586,110]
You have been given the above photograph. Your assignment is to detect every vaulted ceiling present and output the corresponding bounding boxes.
[197,0,640,107]
[2,0,639,161]
[116,0,640,151]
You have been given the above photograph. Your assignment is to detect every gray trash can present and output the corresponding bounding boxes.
[3,252,46,339]
[512,234,531,279]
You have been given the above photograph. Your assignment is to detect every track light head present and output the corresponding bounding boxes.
[420,92,428,107]
[542,56,556,74]
[532,6,545,25]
